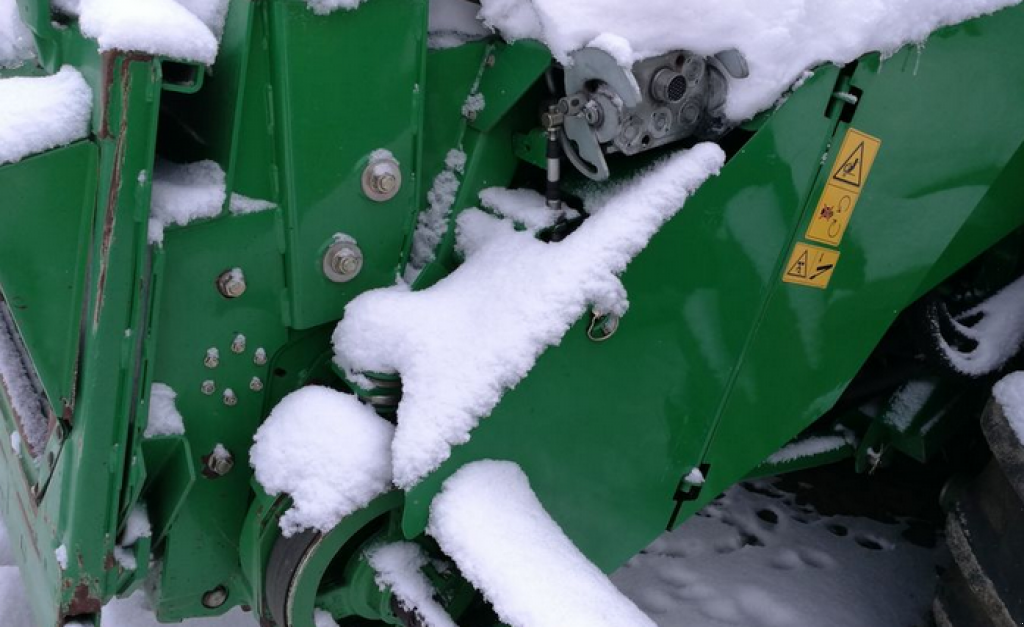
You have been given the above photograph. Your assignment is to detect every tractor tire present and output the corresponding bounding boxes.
[933,399,1024,626]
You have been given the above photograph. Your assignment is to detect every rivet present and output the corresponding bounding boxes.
[249,377,264,392]
[222,389,237,407]
[204,348,220,369]
[253,347,267,366]
[216,268,246,299]
[201,380,216,395]
[231,334,246,354]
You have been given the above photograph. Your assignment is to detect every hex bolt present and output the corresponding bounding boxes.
[201,380,216,395]
[204,348,220,369]
[202,586,228,609]
[361,156,402,202]
[216,268,246,299]
[253,347,267,366]
[222,389,237,407]
[322,239,364,283]
[249,376,264,392]
[204,445,234,477]
[231,334,246,354]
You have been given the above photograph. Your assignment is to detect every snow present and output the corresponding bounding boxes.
[405,149,467,282]
[148,159,227,245]
[228,193,276,216]
[7,432,18,459]
[684,468,705,486]
[367,542,458,627]
[304,0,366,17]
[765,435,852,466]
[429,0,490,50]
[334,144,724,488]
[934,273,1024,377]
[0,0,33,68]
[461,92,485,118]
[0,303,48,455]
[613,477,941,627]
[144,383,186,438]
[54,545,67,570]
[429,461,657,627]
[314,609,341,627]
[121,504,152,546]
[0,464,944,627]
[479,188,578,232]
[0,67,92,166]
[884,379,936,433]
[476,0,1022,121]
[993,371,1024,446]
[249,386,395,536]
[78,0,221,65]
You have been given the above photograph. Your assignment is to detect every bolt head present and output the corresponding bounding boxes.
[374,172,398,194]
[201,380,216,395]
[231,335,246,354]
[249,376,264,392]
[217,269,246,299]
[323,240,363,283]
[253,348,267,366]
[222,389,237,407]
[205,450,234,477]
[362,157,402,202]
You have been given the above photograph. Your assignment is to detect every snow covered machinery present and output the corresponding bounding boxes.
[1,0,1024,625]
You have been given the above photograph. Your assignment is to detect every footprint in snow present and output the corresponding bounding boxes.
[854,533,895,551]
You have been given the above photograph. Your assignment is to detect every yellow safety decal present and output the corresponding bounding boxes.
[782,242,840,289]
[805,128,882,246]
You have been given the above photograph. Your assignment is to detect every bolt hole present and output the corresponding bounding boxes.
[640,135,651,147]
[274,368,287,378]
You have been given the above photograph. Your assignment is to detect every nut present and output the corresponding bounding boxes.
[323,239,363,283]
[204,446,234,477]
[222,389,237,407]
[361,156,402,202]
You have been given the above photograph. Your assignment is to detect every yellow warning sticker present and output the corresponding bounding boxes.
[805,128,882,246]
[782,242,840,289]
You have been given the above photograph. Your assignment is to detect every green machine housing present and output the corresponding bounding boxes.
[1,0,1024,625]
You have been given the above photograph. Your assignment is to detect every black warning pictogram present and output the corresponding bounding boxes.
[787,250,809,278]
[833,142,865,187]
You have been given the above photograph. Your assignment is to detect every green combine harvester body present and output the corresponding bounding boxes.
[1,1,1023,625]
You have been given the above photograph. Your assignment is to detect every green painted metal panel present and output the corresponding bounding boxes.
[403,64,845,569]
[265,0,428,330]
[0,142,96,416]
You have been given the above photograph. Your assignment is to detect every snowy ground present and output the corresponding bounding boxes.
[0,464,944,627]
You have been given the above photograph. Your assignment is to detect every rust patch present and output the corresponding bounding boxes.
[68,582,102,615]
[103,551,117,570]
